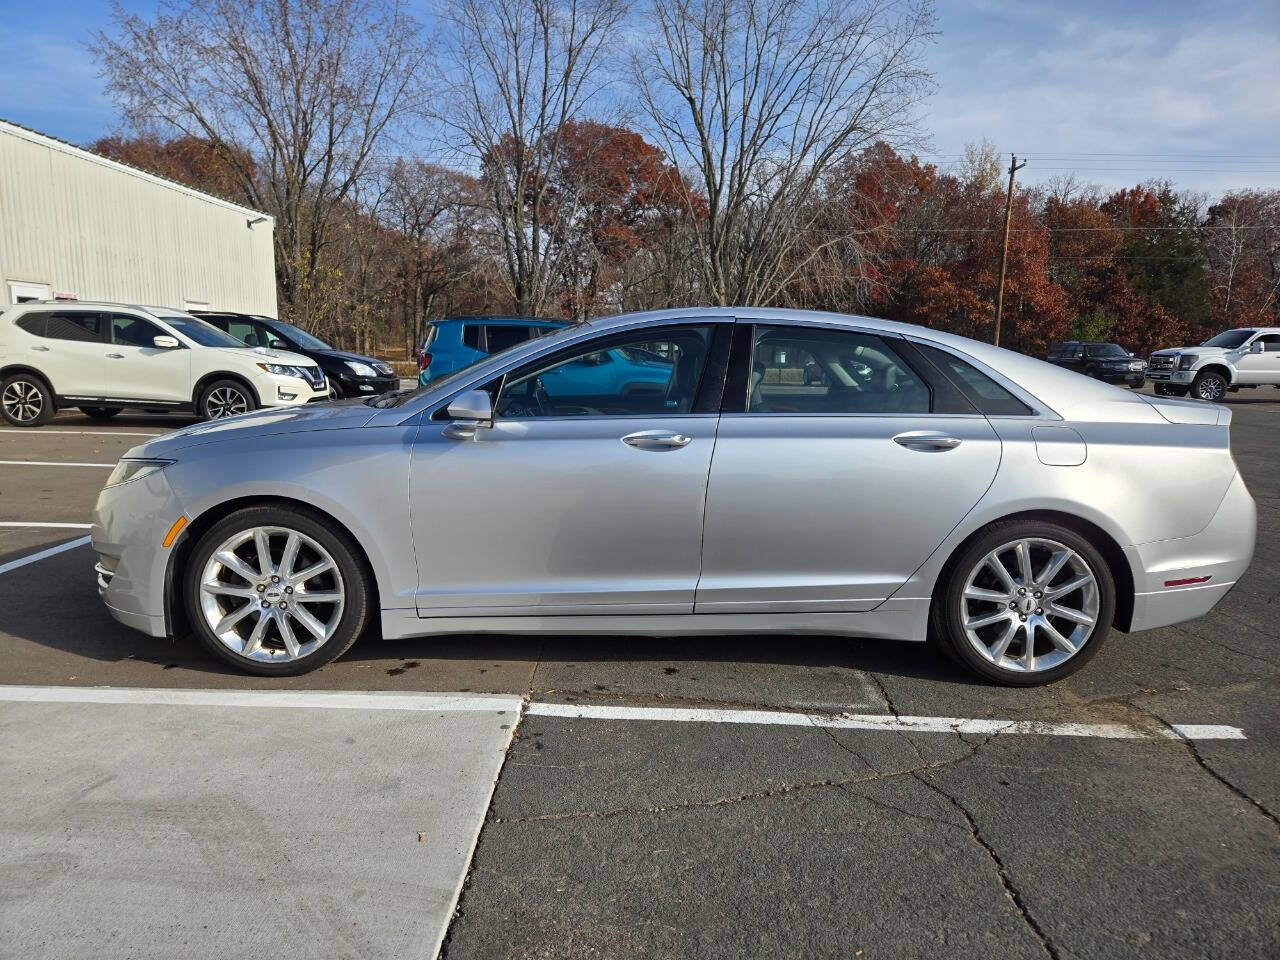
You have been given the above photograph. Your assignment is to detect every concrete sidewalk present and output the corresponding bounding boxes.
[0,691,521,960]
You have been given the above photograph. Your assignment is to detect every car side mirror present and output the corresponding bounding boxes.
[153,335,180,349]
[442,389,493,440]
[1250,341,1264,354]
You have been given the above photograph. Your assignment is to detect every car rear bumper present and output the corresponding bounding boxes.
[1124,471,1256,631]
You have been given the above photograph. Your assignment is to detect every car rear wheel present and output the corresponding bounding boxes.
[1192,370,1228,401]
[184,506,372,676]
[1,373,54,427]
[933,521,1115,685]
[199,379,256,420]
[78,405,123,420]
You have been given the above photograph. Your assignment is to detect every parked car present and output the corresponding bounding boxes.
[94,307,1255,686]
[0,302,327,426]
[1147,327,1280,400]
[195,311,398,399]
[1047,341,1145,388]
[418,316,566,386]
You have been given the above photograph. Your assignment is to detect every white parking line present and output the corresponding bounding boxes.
[0,521,92,528]
[0,428,162,437]
[0,536,91,575]
[0,460,114,467]
[0,686,1245,741]
[527,701,1246,741]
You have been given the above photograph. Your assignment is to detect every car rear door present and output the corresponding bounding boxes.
[30,310,108,399]
[409,320,730,616]
[695,322,1002,613]
[102,313,192,402]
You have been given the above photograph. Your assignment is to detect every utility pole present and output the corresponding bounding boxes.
[993,153,1027,346]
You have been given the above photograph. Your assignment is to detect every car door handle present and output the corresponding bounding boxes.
[622,431,692,450]
[106,353,125,359]
[893,431,962,451]
[32,345,49,352]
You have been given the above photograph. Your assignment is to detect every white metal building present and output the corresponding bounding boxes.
[0,119,276,314]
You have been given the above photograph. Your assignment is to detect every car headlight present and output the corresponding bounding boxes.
[1129,361,1144,371]
[1177,354,1195,370]
[256,362,308,378]
[345,360,377,378]
[105,458,173,488]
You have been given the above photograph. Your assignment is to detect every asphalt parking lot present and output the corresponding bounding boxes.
[2,392,1279,959]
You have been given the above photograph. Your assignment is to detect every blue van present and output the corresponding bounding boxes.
[418,316,566,386]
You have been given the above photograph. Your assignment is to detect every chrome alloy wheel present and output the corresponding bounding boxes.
[2,380,43,423]
[198,526,345,662]
[206,386,249,418]
[959,538,1100,674]
[1194,374,1226,401]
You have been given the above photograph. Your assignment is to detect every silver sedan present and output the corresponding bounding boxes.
[92,308,1256,684]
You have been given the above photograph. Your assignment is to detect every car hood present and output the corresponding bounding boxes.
[132,399,378,456]
[213,345,319,367]
[312,349,390,368]
[1151,346,1226,359]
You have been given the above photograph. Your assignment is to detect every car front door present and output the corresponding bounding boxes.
[409,321,729,616]
[1236,333,1280,384]
[102,314,192,402]
[695,323,1003,612]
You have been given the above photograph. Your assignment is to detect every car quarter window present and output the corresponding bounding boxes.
[109,314,163,347]
[915,344,1032,416]
[745,326,931,415]
[494,325,714,419]
[44,312,104,343]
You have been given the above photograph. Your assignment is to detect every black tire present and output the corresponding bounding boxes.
[184,505,372,676]
[1,372,55,426]
[1191,370,1228,402]
[932,519,1116,686]
[198,378,257,420]
[78,405,123,420]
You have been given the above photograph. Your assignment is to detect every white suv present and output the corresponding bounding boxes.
[0,302,327,426]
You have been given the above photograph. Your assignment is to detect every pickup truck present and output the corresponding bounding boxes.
[1147,327,1280,400]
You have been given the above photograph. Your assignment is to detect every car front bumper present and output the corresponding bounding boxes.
[1124,470,1256,631]
[92,468,186,638]
[256,372,330,407]
[338,373,399,396]
[1146,369,1194,384]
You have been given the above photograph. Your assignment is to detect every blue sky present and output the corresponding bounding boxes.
[3,0,1277,195]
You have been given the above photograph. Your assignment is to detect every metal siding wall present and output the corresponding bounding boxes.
[0,127,277,316]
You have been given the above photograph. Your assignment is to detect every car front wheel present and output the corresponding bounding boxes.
[184,506,372,676]
[933,521,1115,685]
[199,379,256,420]
[1192,371,1228,401]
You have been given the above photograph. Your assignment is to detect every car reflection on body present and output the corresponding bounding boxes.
[93,308,1255,685]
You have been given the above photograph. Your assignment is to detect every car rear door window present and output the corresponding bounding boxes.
[44,312,103,342]
[746,326,931,415]
[485,325,532,353]
[496,326,713,418]
[109,314,164,347]
[15,313,48,337]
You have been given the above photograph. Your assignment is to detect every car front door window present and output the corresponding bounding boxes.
[495,326,713,418]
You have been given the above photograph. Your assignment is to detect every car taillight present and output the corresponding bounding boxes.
[419,352,431,370]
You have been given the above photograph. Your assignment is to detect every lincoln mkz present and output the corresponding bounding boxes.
[92,309,1256,685]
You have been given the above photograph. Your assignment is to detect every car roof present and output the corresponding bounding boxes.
[433,315,568,327]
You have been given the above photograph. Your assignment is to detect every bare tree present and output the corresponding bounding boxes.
[437,0,627,316]
[93,0,427,323]
[635,0,936,305]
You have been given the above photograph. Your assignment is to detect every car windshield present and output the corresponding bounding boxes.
[160,315,246,348]
[1090,344,1128,358]
[268,320,332,351]
[1202,329,1255,348]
